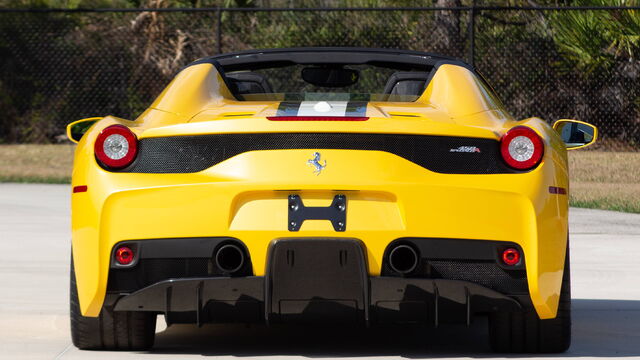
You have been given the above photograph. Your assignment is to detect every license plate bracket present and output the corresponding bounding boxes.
[288,194,346,231]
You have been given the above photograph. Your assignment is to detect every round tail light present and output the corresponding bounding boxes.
[115,246,135,265]
[500,126,544,170]
[502,248,521,266]
[95,125,138,169]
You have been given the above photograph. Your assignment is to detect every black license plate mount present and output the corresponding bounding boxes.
[287,194,346,232]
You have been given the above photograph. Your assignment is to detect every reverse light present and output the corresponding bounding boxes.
[500,126,544,170]
[502,248,521,266]
[115,246,135,266]
[95,125,138,169]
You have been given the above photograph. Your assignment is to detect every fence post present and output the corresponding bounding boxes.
[468,0,476,67]
[216,7,222,54]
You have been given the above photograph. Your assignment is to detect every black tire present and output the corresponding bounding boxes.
[488,241,571,353]
[70,258,156,350]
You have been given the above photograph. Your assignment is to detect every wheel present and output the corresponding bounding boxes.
[488,240,571,353]
[70,257,156,350]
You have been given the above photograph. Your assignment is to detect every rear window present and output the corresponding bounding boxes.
[224,63,433,102]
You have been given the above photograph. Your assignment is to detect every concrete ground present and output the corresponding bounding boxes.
[1,183,639,359]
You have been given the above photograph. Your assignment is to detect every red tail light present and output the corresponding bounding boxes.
[115,246,135,265]
[95,125,138,169]
[500,126,544,170]
[502,248,521,266]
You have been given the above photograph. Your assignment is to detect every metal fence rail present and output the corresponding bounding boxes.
[0,5,638,150]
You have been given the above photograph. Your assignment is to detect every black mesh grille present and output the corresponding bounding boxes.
[428,260,528,295]
[143,258,211,284]
[114,133,522,174]
[108,258,212,293]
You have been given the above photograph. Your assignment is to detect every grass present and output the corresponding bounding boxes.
[0,145,638,213]
[568,151,640,213]
[0,144,74,184]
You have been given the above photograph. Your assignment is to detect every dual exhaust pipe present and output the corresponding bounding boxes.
[215,242,419,275]
[388,244,419,275]
[214,243,245,274]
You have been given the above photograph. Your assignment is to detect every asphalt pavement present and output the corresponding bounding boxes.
[1,183,639,359]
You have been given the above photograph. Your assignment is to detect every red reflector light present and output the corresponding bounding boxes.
[95,125,138,169]
[502,248,521,266]
[500,126,544,170]
[267,116,369,121]
[72,185,88,193]
[115,246,135,265]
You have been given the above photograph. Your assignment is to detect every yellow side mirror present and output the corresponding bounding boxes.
[66,117,102,143]
[552,119,598,150]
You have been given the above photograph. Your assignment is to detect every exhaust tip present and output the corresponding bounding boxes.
[388,244,419,274]
[215,244,245,273]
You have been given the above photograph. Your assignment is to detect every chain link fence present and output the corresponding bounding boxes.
[0,6,638,150]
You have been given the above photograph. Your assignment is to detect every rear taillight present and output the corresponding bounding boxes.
[500,126,544,170]
[95,125,138,169]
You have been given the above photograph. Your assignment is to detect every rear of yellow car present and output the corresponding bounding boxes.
[68,49,595,353]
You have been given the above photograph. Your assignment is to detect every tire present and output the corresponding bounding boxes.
[70,257,156,350]
[488,241,571,353]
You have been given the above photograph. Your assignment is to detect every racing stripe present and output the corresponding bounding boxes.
[276,101,368,117]
[297,101,348,116]
[276,102,302,116]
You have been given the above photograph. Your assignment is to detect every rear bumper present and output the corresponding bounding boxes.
[112,238,522,326]
[71,148,568,319]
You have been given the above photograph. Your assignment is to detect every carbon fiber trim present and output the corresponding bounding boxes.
[112,133,521,174]
[381,238,529,295]
[107,258,212,293]
[428,260,529,295]
[107,238,254,293]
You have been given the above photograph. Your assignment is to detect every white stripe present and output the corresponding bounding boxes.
[297,101,348,116]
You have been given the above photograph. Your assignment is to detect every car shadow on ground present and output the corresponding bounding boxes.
[150,299,640,358]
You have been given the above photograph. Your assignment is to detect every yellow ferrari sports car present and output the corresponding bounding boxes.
[67,48,597,353]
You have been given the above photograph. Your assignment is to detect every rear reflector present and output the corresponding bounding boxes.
[72,185,88,193]
[267,116,368,121]
[549,186,567,195]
